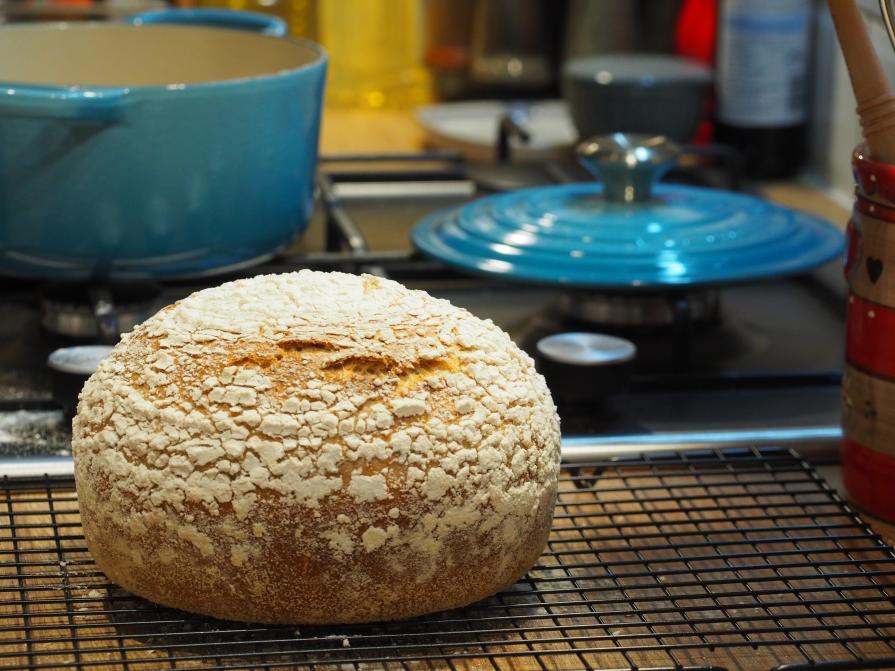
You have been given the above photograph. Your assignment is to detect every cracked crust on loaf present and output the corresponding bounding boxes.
[72,271,561,624]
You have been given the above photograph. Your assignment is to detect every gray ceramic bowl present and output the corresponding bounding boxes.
[561,53,712,143]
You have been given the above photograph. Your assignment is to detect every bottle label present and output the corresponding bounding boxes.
[717,0,811,127]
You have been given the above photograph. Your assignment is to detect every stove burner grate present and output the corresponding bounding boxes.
[39,282,163,342]
[560,289,721,328]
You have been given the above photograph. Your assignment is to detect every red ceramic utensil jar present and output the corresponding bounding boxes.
[843,143,895,521]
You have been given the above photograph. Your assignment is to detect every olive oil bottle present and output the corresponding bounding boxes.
[318,0,431,108]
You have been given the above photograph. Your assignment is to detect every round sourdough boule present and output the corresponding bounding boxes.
[72,271,561,624]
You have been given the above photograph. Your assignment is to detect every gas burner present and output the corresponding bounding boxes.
[559,290,721,328]
[40,282,164,342]
[47,345,115,417]
[536,332,636,404]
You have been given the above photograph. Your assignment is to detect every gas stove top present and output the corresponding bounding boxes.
[0,152,845,472]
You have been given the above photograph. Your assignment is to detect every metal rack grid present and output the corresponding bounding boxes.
[1,446,894,671]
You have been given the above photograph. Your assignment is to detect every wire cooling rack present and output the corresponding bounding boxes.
[1,446,894,671]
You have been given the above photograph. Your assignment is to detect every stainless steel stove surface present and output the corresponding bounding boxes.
[0,152,845,467]
[0,154,877,671]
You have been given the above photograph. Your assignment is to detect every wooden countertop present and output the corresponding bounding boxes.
[321,107,893,544]
[321,108,429,155]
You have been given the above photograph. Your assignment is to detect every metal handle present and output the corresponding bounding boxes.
[496,109,531,162]
[561,426,842,463]
[126,8,287,37]
[576,133,680,203]
[881,0,895,54]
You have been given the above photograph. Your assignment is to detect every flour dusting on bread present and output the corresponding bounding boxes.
[73,270,561,624]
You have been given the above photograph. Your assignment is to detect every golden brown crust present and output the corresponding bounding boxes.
[79,480,555,623]
[72,271,561,624]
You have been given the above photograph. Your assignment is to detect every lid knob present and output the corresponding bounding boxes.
[576,133,681,203]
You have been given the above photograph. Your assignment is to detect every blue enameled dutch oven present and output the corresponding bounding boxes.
[413,134,844,289]
[128,8,288,36]
[0,9,326,280]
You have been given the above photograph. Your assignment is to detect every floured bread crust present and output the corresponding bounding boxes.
[72,271,561,624]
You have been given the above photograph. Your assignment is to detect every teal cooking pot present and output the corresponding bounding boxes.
[0,10,326,280]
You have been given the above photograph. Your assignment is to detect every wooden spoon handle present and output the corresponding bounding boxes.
[828,0,895,162]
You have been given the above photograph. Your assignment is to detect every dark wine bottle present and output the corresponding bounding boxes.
[715,0,813,179]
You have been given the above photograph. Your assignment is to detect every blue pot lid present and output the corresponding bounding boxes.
[411,182,844,290]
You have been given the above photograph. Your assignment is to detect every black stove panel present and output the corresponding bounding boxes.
[0,152,846,458]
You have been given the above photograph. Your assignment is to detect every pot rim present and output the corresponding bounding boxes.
[0,21,327,93]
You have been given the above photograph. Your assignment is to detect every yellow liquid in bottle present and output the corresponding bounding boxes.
[318,0,431,108]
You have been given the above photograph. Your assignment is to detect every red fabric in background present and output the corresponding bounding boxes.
[675,0,716,144]
[675,0,717,64]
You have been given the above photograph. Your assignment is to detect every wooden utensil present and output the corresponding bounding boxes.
[828,0,895,162]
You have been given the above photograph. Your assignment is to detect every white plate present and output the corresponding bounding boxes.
[416,100,577,162]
